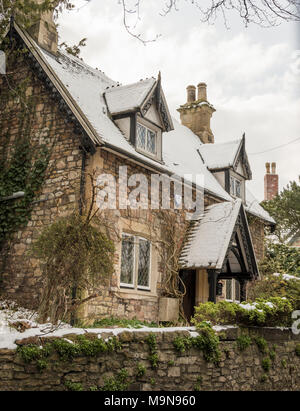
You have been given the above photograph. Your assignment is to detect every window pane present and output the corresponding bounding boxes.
[226,279,232,300]
[230,177,235,195]
[235,280,240,301]
[235,180,241,198]
[136,123,146,149]
[147,129,156,154]
[137,238,150,287]
[120,235,134,285]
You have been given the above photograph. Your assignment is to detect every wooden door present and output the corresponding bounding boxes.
[180,270,196,323]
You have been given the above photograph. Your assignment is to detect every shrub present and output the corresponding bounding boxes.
[254,336,268,353]
[262,357,271,372]
[247,273,300,310]
[31,212,115,324]
[295,344,300,357]
[192,297,294,328]
[236,335,252,351]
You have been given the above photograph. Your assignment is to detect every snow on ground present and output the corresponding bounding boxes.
[0,300,240,350]
[273,273,300,281]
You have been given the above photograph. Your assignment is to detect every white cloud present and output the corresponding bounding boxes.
[57,0,300,201]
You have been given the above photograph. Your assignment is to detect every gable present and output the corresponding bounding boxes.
[144,103,163,128]
[180,199,259,279]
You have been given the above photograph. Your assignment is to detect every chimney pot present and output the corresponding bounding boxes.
[197,82,207,101]
[186,85,196,103]
[264,162,278,200]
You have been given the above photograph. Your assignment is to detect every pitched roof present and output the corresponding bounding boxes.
[7,23,273,224]
[105,78,156,115]
[245,189,276,224]
[180,200,242,269]
[198,136,252,179]
[199,139,241,170]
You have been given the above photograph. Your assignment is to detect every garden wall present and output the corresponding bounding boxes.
[0,327,299,391]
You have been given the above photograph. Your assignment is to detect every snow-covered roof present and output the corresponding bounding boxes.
[11,24,274,222]
[31,41,231,201]
[180,199,242,269]
[245,189,275,224]
[105,78,156,115]
[198,139,241,170]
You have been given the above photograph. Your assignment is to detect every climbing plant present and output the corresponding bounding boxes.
[0,71,53,251]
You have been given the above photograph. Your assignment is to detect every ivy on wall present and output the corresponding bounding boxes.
[0,48,53,251]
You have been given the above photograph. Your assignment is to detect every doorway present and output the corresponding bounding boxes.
[179,270,196,323]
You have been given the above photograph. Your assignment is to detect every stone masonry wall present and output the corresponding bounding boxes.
[248,217,265,262]
[0,327,299,391]
[0,52,83,307]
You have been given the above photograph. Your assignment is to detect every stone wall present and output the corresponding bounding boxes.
[0,51,82,307]
[0,327,299,391]
[248,216,265,262]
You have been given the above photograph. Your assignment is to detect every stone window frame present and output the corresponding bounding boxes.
[120,233,152,291]
[225,279,240,303]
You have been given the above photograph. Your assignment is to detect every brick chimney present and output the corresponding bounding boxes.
[177,82,215,144]
[264,162,279,201]
[28,0,59,54]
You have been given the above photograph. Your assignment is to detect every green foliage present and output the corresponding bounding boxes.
[86,317,159,329]
[254,336,268,353]
[31,212,115,323]
[64,381,84,391]
[146,333,159,369]
[0,85,51,250]
[173,322,221,365]
[17,343,52,364]
[260,374,268,383]
[173,336,192,353]
[136,363,146,377]
[259,241,300,278]
[261,357,271,372]
[281,359,287,368]
[150,378,156,387]
[236,335,252,351]
[247,274,300,310]
[100,369,129,391]
[261,179,300,243]
[192,297,294,327]
[167,360,175,366]
[36,359,48,371]
[0,0,74,38]
[194,376,203,391]
[295,344,300,357]
[269,349,276,361]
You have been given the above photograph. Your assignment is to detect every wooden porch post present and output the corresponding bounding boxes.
[240,279,247,302]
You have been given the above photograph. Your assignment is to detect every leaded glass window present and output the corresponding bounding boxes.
[120,235,135,286]
[136,123,156,155]
[120,234,151,290]
[225,279,232,300]
[230,176,242,198]
[138,238,150,288]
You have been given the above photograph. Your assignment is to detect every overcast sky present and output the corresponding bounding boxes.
[57,0,300,201]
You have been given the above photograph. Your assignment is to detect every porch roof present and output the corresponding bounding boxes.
[180,199,258,275]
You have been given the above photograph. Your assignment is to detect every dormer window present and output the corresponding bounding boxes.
[230,176,241,198]
[136,123,157,155]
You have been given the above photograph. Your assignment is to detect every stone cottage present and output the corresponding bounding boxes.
[0,6,275,323]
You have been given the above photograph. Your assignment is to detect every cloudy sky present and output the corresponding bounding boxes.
[56,0,300,201]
